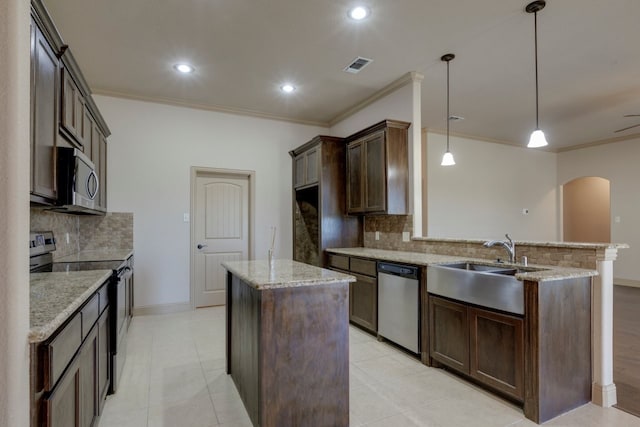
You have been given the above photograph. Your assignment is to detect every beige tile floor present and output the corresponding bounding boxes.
[99,307,640,427]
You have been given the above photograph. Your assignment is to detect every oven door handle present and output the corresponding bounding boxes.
[118,266,133,280]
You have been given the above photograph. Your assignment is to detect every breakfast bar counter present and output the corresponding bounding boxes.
[222,259,355,427]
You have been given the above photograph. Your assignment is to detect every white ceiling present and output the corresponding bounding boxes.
[43,0,640,150]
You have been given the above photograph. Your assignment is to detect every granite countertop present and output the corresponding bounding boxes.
[54,248,133,263]
[411,237,629,250]
[222,259,356,290]
[30,270,112,343]
[326,247,598,282]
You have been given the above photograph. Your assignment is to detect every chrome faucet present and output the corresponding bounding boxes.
[483,234,515,263]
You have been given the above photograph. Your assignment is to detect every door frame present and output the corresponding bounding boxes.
[189,166,256,309]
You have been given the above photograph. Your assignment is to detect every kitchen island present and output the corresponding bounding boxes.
[222,259,355,427]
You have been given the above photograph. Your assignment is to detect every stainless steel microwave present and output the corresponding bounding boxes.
[54,147,105,215]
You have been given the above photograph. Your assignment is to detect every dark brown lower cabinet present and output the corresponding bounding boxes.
[350,272,377,332]
[327,255,378,334]
[79,324,98,427]
[469,306,524,401]
[429,296,469,373]
[42,355,80,426]
[43,323,98,427]
[429,295,524,401]
[34,282,111,427]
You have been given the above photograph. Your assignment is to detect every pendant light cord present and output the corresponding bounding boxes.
[446,59,450,151]
[534,10,539,130]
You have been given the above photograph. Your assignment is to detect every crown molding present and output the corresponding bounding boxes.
[91,89,330,128]
[327,72,419,127]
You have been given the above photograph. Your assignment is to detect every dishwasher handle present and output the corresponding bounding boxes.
[377,262,419,280]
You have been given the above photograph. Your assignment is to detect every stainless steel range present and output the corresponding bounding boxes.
[29,231,132,393]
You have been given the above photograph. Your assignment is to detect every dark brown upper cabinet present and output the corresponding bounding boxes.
[30,0,112,212]
[30,17,60,204]
[293,145,320,189]
[346,119,410,215]
[290,136,362,267]
[60,67,85,149]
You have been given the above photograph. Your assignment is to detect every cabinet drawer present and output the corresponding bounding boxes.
[44,313,82,391]
[328,255,349,271]
[98,283,109,314]
[350,258,376,277]
[81,293,100,339]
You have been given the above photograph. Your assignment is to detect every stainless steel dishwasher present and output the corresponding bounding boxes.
[377,262,420,353]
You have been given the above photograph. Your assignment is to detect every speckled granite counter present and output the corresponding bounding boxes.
[55,248,133,263]
[222,259,355,290]
[326,247,598,282]
[411,236,629,250]
[30,270,112,343]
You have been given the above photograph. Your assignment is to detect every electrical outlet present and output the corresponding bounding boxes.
[615,216,621,223]
[183,213,190,223]
[375,231,380,241]
[402,231,410,242]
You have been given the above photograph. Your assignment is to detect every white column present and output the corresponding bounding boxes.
[592,248,618,406]
[410,72,424,237]
[0,0,31,425]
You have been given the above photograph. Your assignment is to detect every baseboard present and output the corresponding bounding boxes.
[132,302,192,316]
[592,382,617,407]
[614,278,640,289]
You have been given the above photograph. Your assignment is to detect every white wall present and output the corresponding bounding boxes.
[329,84,413,137]
[427,132,559,241]
[558,137,640,281]
[96,96,324,308]
[0,0,30,424]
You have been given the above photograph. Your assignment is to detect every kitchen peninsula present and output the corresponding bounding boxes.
[222,259,355,427]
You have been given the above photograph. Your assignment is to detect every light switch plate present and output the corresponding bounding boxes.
[183,213,190,223]
[375,231,380,240]
[402,231,410,242]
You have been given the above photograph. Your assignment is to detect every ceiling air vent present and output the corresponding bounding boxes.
[343,57,373,74]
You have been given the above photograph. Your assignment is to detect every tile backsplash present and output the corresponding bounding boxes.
[30,209,80,259]
[363,214,599,270]
[80,212,133,250]
[30,210,133,260]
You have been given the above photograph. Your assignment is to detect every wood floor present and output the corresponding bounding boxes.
[614,285,640,418]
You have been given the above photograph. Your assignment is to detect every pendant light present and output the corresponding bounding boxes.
[526,0,548,148]
[441,53,455,166]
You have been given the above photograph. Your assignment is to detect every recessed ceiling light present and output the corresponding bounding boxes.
[348,6,370,20]
[174,63,194,74]
[281,84,295,93]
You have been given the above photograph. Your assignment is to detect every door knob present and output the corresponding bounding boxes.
[197,244,208,250]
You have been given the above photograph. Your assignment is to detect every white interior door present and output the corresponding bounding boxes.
[194,173,249,307]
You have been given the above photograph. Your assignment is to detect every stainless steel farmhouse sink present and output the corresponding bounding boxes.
[427,262,547,315]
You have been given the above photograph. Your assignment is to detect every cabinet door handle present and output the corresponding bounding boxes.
[197,244,208,250]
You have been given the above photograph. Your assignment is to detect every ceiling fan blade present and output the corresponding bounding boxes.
[614,123,640,133]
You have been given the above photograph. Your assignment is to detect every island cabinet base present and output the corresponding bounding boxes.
[226,273,350,427]
[523,278,592,424]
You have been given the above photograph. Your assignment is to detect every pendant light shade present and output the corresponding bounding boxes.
[441,53,456,166]
[526,0,548,148]
[528,129,547,148]
[441,151,455,166]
